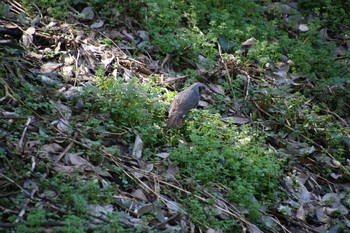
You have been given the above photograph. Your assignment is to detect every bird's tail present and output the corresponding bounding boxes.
[166,115,183,128]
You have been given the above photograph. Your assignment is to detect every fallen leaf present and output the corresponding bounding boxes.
[94,166,113,177]
[165,199,183,214]
[134,204,153,216]
[53,164,75,173]
[198,100,209,108]
[206,228,222,233]
[155,152,170,159]
[101,52,115,67]
[64,152,89,166]
[41,143,63,155]
[87,204,113,222]
[316,206,331,223]
[22,26,35,48]
[165,163,179,181]
[221,116,250,125]
[208,83,225,95]
[132,134,143,159]
[132,189,148,202]
[296,205,306,221]
[154,207,166,222]
[246,223,263,233]
[242,38,255,47]
[57,119,70,132]
[299,24,309,32]
[91,20,104,29]
[80,7,94,20]
[137,30,150,41]
[41,62,63,73]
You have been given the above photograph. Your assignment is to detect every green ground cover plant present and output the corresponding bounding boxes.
[1,0,349,231]
[171,111,282,219]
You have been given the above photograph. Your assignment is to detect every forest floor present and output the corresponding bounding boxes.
[1,1,350,232]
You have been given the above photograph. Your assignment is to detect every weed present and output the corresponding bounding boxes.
[82,77,167,146]
[185,196,240,232]
[21,0,69,19]
[171,110,282,217]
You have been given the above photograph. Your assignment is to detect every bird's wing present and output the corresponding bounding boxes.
[175,93,199,113]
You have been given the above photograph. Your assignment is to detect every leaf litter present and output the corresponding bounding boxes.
[0,0,350,232]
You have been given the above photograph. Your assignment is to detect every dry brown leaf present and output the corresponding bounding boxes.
[221,116,250,125]
[94,166,113,177]
[242,38,255,46]
[82,44,106,53]
[299,24,309,32]
[132,189,148,202]
[208,83,225,95]
[41,143,63,155]
[62,66,74,78]
[296,205,306,221]
[53,164,75,173]
[206,228,222,233]
[91,20,104,29]
[246,223,263,233]
[101,52,115,68]
[198,100,209,108]
[165,199,183,214]
[214,199,230,220]
[316,206,331,223]
[41,62,63,73]
[132,134,143,159]
[22,26,35,48]
[80,7,95,20]
[137,30,150,41]
[165,163,179,181]
[134,204,153,217]
[64,152,89,166]
[87,204,113,223]
[155,152,170,159]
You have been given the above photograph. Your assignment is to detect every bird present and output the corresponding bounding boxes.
[167,82,206,128]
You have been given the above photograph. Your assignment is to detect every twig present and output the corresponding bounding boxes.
[0,80,17,103]
[152,213,180,229]
[0,221,65,228]
[18,116,32,152]
[160,53,171,71]
[15,183,38,224]
[0,205,19,214]
[284,123,349,174]
[0,191,22,198]
[259,210,292,233]
[0,173,30,196]
[280,0,350,30]
[217,43,237,96]
[252,100,350,175]
[271,211,320,233]
[55,131,78,163]
[0,77,46,121]
[320,108,348,127]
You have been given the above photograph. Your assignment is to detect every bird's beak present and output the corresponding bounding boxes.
[202,85,213,94]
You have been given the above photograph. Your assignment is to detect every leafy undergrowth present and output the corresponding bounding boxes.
[1,0,350,232]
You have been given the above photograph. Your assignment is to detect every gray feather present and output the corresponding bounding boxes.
[167,83,206,128]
